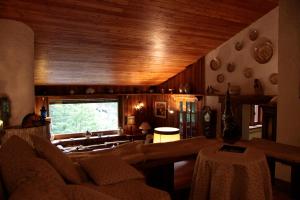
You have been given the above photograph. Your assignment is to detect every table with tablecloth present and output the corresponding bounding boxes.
[189,144,272,200]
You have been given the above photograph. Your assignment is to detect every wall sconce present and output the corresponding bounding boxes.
[168,105,174,114]
[0,120,3,131]
[153,127,180,143]
[135,101,144,111]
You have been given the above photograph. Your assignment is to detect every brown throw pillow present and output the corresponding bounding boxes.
[79,155,144,186]
[30,135,82,184]
[0,136,64,193]
[9,177,67,200]
[0,135,36,165]
[63,185,117,200]
[0,156,65,194]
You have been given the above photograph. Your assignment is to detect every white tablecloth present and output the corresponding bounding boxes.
[189,144,272,200]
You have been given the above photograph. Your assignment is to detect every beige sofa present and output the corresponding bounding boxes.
[0,135,170,200]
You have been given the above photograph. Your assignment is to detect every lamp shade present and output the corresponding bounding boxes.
[139,122,151,130]
[153,127,180,143]
[127,116,135,125]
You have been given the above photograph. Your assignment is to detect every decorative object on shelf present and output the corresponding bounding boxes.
[118,127,124,135]
[201,106,216,138]
[183,83,191,94]
[269,73,278,85]
[243,68,253,78]
[107,88,114,94]
[206,86,219,95]
[229,85,241,95]
[40,106,47,124]
[154,101,167,118]
[127,116,135,134]
[135,101,144,111]
[160,88,165,94]
[69,89,75,95]
[222,83,241,143]
[254,79,264,95]
[216,73,225,83]
[210,57,221,71]
[139,122,151,134]
[249,29,259,41]
[178,83,184,94]
[235,41,243,51]
[227,63,236,72]
[148,86,156,93]
[252,38,273,64]
[85,130,92,139]
[168,88,175,94]
[85,87,95,94]
[21,113,42,128]
[153,127,180,143]
[0,96,10,128]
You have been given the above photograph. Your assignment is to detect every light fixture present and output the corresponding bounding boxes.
[0,120,3,131]
[127,116,135,134]
[139,122,151,134]
[135,101,144,111]
[153,127,180,143]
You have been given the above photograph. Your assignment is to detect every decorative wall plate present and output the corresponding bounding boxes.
[253,39,273,64]
[210,58,221,71]
[235,41,243,51]
[249,29,259,41]
[243,68,253,79]
[217,74,225,83]
[227,63,235,73]
[269,73,278,85]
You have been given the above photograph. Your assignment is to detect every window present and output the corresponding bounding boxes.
[49,99,119,135]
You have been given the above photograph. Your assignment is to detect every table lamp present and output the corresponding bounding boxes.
[153,127,180,143]
[127,116,135,134]
[139,122,151,134]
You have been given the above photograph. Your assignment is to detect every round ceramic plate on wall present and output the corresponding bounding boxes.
[243,68,253,79]
[217,74,225,83]
[227,63,236,73]
[269,73,278,85]
[235,41,243,51]
[210,58,221,71]
[252,38,273,64]
[249,29,259,41]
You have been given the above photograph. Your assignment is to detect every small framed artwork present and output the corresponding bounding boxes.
[154,101,167,118]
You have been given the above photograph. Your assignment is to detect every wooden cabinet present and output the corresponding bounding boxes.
[261,104,277,141]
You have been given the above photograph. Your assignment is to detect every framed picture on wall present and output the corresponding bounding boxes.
[154,101,167,118]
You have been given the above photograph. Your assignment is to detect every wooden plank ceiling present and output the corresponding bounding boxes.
[0,0,278,85]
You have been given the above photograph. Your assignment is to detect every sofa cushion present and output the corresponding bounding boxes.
[9,177,67,200]
[0,155,65,194]
[63,185,117,200]
[0,135,36,163]
[31,135,82,184]
[86,179,171,200]
[0,136,64,193]
[79,155,144,186]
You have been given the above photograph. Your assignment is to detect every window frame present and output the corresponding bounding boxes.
[48,97,121,140]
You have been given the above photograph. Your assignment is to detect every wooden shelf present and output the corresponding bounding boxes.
[36,93,206,98]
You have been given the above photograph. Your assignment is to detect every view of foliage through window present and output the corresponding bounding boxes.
[49,102,118,134]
